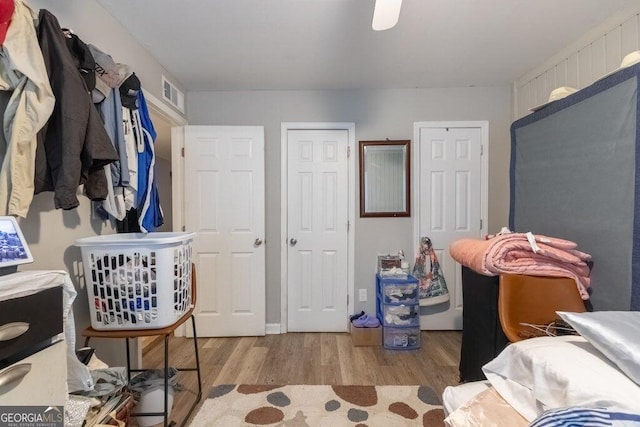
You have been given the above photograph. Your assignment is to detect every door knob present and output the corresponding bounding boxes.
[290,238,297,246]
[254,238,263,246]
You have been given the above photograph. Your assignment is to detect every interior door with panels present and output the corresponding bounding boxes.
[415,123,487,330]
[286,129,349,332]
[183,126,266,337]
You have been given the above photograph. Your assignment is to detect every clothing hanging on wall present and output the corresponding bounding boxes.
[94,84,130,222]
[132,91,163,232]
[0,3,165,228]
[116,208,141,233]
[94,70,163,232]
[99,83,129,188]
[0,0,54,217]
[63,29,96,93]
[122,105,137,211]
[35,9,118,210]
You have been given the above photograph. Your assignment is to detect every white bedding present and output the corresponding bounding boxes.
[557,311,640,386]
[444,334,640,425]
[484,335,640,421]
[442,380,490,415]
[445,386,528,427]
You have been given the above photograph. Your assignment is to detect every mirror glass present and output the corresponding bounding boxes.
[359,140,410,217]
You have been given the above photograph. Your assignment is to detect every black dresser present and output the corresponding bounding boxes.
[458,266,509,382]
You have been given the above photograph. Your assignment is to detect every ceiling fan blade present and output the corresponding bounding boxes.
[372,0,402,31]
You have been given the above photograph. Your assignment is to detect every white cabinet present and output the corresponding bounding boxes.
[0,341,66,406]
[0,272,68,408]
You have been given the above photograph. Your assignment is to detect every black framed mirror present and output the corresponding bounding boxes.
[359,140,410,217]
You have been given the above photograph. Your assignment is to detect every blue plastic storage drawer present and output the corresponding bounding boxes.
[378,301,419,327]
[377,275,419,304]
[383,326,420,350]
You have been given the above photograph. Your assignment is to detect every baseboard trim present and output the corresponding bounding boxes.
[266,323,281,335]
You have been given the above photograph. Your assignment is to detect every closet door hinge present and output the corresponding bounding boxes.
[181,147,185,157]
[182,225,186,231]
[347,220,350,232]
[347,294,349,305]
[480,145,484,156]
[480,219,483,230]
[347,146,351,158]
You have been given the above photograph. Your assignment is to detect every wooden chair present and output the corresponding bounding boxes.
[83,263,202,427]
[498,274,586,342]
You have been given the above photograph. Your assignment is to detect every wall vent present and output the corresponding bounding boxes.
[161,75,185,113]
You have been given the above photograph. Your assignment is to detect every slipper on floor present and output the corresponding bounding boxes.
[351,313,370,327]
[365,317,381,328]
[352,314,380,328]
[349,310,366,322]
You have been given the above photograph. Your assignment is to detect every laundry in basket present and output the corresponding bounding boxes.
[75,232,195,330]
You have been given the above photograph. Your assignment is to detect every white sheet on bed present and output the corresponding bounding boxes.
[444,387,529,427]
[442,380,490,415]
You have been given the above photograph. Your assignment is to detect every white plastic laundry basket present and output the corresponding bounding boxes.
[75,232,195,330]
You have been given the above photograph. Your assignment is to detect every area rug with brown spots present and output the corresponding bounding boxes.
[190,384,445,426]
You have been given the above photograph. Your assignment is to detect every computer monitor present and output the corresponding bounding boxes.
[0,216,33,268]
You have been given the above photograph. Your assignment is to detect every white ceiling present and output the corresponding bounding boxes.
[100,0,639,160]
[98,0,639,92]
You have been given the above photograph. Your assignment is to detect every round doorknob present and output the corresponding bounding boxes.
[290,238,297,246]
[254,238,263,246]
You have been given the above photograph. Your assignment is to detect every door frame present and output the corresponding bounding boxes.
[135,90,188,348]
[412,121,489,329]
[280,122,356,334]
[169,126,187,340]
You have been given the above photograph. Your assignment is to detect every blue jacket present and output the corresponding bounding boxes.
[135,91,163,232]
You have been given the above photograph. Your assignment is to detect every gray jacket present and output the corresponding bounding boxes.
[0,0,55,217]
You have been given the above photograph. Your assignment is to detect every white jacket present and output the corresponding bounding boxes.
[0,0,55,217]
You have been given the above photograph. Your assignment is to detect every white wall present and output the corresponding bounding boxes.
[187,87,512,323]
[514,5,640,119]
[17,0,185,364]
[20,193,112,353]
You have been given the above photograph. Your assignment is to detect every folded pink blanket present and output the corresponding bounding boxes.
[449,233,592,299]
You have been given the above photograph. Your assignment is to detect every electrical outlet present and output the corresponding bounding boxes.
[359,289,368,302]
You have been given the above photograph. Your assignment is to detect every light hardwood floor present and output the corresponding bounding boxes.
[141,330,462,426]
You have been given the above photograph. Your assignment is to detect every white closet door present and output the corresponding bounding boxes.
[286,129,349,332]
[183,126,265,337]
[416,124,487,330]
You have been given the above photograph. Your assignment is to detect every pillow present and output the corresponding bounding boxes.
[530,407,640,427]
[557,311,640,386]
[442,380,490,415]
[482,335,640,422]
[444,387,528,427]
